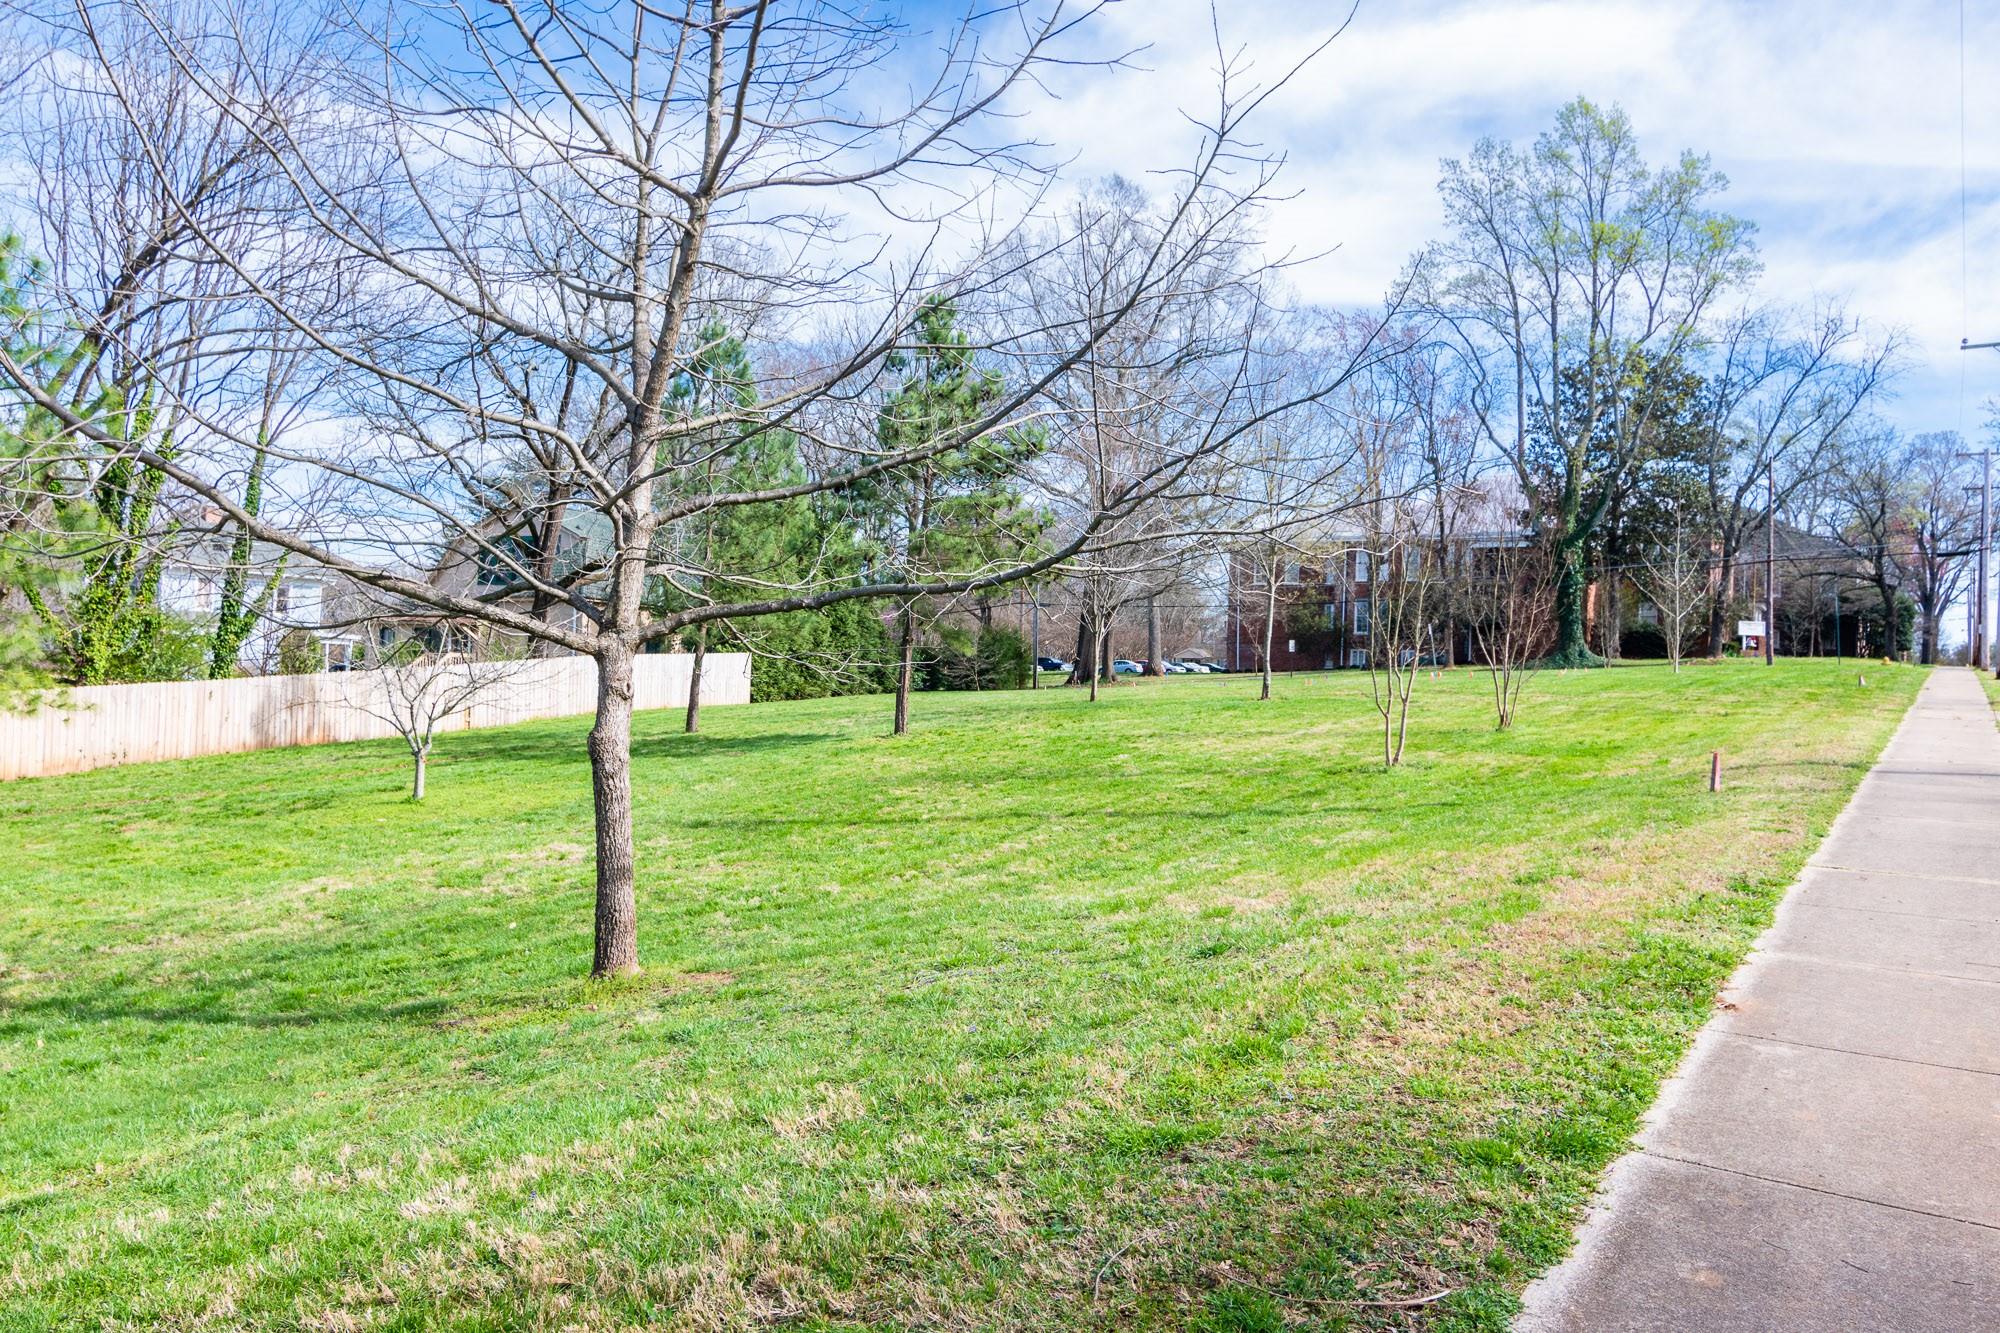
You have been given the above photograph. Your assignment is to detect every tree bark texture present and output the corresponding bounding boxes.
[893,606,914,734]
[589,645,640,978]
[685,625,706,734]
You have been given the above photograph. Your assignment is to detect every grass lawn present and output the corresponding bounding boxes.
[0,659,1922,1331]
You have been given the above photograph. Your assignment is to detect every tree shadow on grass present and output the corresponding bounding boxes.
[667,797,1474,833]
[441,729,836,766]
[629,730,846,760]
[0,993,453,1031]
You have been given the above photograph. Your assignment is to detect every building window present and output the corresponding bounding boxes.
[476,535,536,587]
[1348,648,1367,668]
[1354,550,1371,582]
[1353,598,1371,635]
[1637,601,1661,626]
[273,584,290,614]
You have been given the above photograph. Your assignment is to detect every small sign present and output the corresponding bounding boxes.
[1737,620,1766,638]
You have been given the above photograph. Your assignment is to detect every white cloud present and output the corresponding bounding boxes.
[1018,0,2000,433]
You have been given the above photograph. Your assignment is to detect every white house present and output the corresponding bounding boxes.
[158,534,363,672]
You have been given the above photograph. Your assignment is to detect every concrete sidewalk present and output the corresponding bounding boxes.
[1517,668,2000,1332]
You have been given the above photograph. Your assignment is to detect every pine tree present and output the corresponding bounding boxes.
[869,296,1043,733]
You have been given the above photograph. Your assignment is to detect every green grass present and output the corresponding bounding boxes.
[0,659,1923,1330]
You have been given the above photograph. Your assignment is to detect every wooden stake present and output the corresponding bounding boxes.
[1709,750,1723,792]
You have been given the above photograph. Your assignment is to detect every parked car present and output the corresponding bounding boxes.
[1036,656,1071,673]
[1112,659,1143,675]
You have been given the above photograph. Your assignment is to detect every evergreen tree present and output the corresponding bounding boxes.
[658,321,896,708]
[869,296,1043,732]
[1531,353,1711,658]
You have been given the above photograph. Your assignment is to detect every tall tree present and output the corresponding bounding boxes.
[2,2,1345,978]
[1432,98,1754,665]
[1829,425,1912,660]
[1692,309,1892,657]
[870,296,1040,735]
[663,320,761,733]
[1896,431,1975,665]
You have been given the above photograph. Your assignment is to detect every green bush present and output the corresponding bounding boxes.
[739,600,897,703]
[1618,624,1667,659]
[276,629,323,675]
[920,625,1031,691]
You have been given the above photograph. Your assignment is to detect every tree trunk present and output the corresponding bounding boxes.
[1260,578,1277,701]
[1549,537,1599,666]
[1145,595,1164,676]
[1070,617,1094,686]
[589,645,639,978]
[894,606,914,735]
[1707,553,1733,659]
[685,625,706,734]
[411,746,428,802]
[1601,571,1622,661]
[1394,682,1411,764]
[1096,616,1112,700]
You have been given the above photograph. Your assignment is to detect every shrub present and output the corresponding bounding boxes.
[276,629,323,675]
[1618,624,1667,659]
[920,625,1031,691]
[741,601,897,702]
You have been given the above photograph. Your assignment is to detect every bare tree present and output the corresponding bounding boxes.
[1900,431,1976,664]
[0,1,331,686]
[1024,178,1286,702]
[345,633,523,801]
[1359,526,1435,766]
[1463,516,1557,730]
[1430,97,1755,666]
[1634,507,1710,672]
[1,3,1363,977]
[1692,307,1895,657]
[1395,336,1483,665]
[1827,423,1911,660]
[1228,406,1350,700]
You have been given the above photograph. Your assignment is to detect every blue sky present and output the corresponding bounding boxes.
[972,0,2000,440]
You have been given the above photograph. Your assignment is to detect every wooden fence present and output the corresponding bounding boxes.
[0,652,750,781]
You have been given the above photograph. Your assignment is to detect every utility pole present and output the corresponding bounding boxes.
[1765,463,1777,666]
[1966,338,2000,673]
[1958,446,1995,669]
